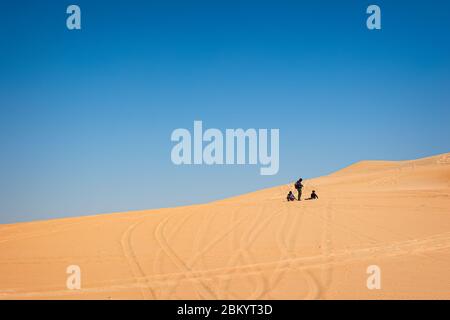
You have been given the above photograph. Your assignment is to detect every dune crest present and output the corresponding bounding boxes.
[1,153,450,299]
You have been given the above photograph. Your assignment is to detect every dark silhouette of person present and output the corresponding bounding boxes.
[306,190,319,200]
[294,178,303,201]
[287,191,295,202]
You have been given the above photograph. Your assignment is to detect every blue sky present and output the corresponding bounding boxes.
[1,0,449,223]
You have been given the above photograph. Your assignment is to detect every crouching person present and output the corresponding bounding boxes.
[306,190,319,200]
[287,191,296,202]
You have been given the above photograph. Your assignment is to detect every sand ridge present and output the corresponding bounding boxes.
[0,152,449,299]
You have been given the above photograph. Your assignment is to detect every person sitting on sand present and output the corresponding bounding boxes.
[306,190,319,200]
[294,178,303,201]
[287,191,295,202]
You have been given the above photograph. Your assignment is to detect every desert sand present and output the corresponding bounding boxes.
[1,153,449,299]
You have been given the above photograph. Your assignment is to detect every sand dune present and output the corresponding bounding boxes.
[1,153,450,299]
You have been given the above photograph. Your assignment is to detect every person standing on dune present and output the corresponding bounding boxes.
[294,178,303,201]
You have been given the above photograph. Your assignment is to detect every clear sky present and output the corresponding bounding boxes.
[1,0,449,223]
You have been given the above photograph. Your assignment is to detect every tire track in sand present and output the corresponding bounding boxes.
[120,218,155,299]
[161,206,264,299]
[154,210,240,299]
[219,206,284,299]
[266,204,320,300]
[164,208,220,299]
[319,200,334,297]
[3,231,450,299]
[160,206,270,299]
[223,206,268,300]
[152,208,199,299]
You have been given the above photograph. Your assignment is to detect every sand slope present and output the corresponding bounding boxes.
[1,153,450,299]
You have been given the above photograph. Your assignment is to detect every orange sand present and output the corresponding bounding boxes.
[1,153,449,299]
